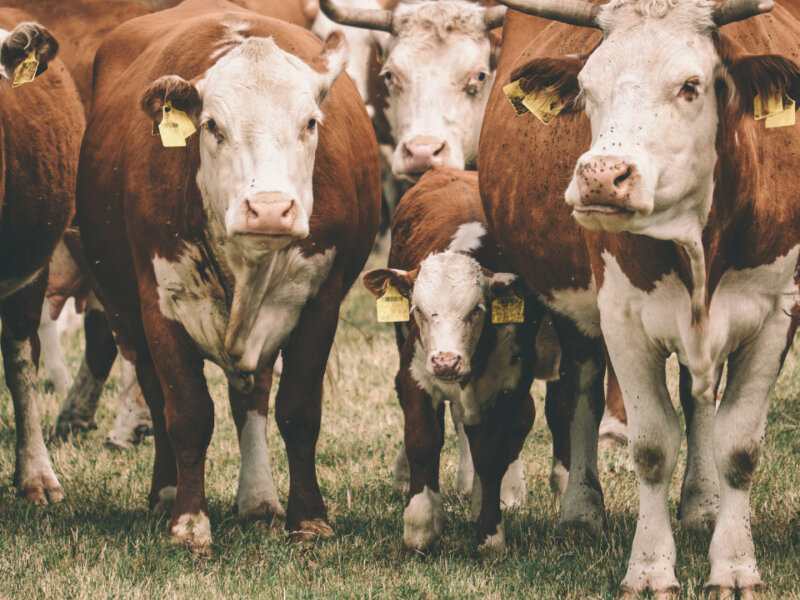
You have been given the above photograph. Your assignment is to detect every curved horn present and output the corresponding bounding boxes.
[319,0,394,32]
[712,0,773,25]
[483,6,507,29]
[494,0,601,29]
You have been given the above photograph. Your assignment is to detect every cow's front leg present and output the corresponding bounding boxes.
[1,280,63,503]
[452,410,474,496]
[705,317,790,597]
[229,367,284,521]
[677,364,719,532]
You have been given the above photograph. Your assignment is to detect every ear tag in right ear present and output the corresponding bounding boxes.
[503,79,531,116]
[754,93,785,120]
[503,79,564,124]
[376,284,409,323]
[12,48,38,88]
[158,102,196,147]
[765,96,795,128]
[492,294,524,324]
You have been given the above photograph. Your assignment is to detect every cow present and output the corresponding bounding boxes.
[76,0,380,548]
[491,0,800,595]
[0,15,84,502]
[363,168,541,550]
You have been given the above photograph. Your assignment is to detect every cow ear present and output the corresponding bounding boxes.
[509,56,585,111]
[313,31,350,105]
[0,22,58,81]
[362,267,416,299]
[483,269,530,298]
[140,75,202,130]
[723,52,800,116]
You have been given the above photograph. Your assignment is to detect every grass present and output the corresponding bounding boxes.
[0,252,798,599]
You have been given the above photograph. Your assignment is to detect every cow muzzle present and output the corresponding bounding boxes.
[229,192,308,249]
[398,136,451,178]
[429,351,465,382]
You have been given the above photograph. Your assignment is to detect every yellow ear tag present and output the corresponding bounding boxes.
[376,284,409,323]
[503,79,564,124]
[492,295,524,324]
[12,48,38,88]
[158,102,196,147]
[765,96,795,128]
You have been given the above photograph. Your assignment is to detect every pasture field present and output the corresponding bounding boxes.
[0,254,798,599]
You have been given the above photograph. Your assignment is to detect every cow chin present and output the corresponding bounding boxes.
[232,232,298,253]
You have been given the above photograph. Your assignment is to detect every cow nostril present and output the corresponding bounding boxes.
[281,202,293,219]
[245,200,258,218]
[432,143,446,157]
[613,166,632,188]
[403,145,414,159]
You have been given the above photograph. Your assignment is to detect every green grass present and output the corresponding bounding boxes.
[0,255,798,599]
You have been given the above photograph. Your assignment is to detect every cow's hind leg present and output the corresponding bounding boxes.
[105,356,153,449]
[38,298,72,396]
[229,367,284,520]
[2,277,63,503]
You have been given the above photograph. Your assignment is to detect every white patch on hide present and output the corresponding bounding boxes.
[447,221,486,255]
[403,485,444,550]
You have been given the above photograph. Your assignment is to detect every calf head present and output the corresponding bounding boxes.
[503,0,800,243]
[0,22,58,82]
[363,251,525,382]
[320,0,505,180]
[141,32,348,255]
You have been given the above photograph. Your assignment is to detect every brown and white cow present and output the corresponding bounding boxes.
[77,0,380,548]
[493,0,800,595]
[363,168,539,550]
[0,15,84,502]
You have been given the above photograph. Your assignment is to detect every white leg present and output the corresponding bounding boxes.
[500,457,526,509]
[403,485,443,551]
[392,442,410,493]
[453,410,474,496]
[236,409,285,519]
[38,299,73,397]
[549,456,569,498]
[52,358,105,437]
[105,356,153,449]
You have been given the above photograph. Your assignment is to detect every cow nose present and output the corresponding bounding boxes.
[430,352,463,380]
[576,157,638,207]
[402,136,450,174]
[242,192,298,236]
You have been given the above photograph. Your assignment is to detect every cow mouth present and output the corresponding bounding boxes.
[572,204,635,217]
[430,370,466,383]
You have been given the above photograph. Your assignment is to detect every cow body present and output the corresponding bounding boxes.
[77,0,380,547]
[0,15,84,502]
[363,168,537,549]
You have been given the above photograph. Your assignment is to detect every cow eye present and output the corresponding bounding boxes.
[679,77,700,102]
[466,71,489,96]
[307,118,317,130]
[383,70,394,86]
[205,118,223,143]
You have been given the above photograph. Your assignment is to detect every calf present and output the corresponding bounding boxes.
[0,15,84,502]
[77,0,380,548]
[363,168,539,550]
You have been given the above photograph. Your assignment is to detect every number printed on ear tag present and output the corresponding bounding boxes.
[12,48,38,87]
[492,295,524,324]
[376,284,409,323]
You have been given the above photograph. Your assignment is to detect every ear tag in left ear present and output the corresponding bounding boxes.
[158,102,196,147]
[12,48,38,88]
[376,284,409,323]
[492,294,524,324]
[503,79,564,124]
[765,96,795,128]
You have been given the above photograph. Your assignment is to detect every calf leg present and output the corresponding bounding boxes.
[105,356,153,449]
[38,298,72,396]
[2,278,63,503]
[229,367,284,520]
[599,358,628,447]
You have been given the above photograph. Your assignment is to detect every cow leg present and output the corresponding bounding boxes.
[38,298,73,397]
[677,363,719,532]
[105,356,153,450]
[452,408,474,496]
[467,390,534,550]
[599,358,628,447]
[544,380,571,498]
[392,442,411,493]
[705,320,789,597]
[275,288,341,541]
[1,278,63,503]
[228,367,284,521]
[52,295,117,438]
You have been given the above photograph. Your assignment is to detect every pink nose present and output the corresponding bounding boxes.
[576,157,638,207]
[430,352,463,380]
[402,136,450,174]
[241,192,298,236]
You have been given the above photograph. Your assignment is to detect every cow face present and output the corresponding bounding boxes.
[379,1,499,180]
[0,22,59,83]
[141,33,348,255]
[363,252,523,382]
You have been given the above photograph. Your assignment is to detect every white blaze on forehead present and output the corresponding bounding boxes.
[447,221,486,255]
[413,251,484,317]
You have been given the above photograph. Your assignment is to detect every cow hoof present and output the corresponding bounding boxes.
[477,518,505,553]
[238,500,286,521]
[171,511,213,552]
[705,584,763,600]
[403,486,444,551]
[152,486,177,515]
[619,584,679,599]
[287,518,335,543]
[18,473,64,504]
[51,416,97,440]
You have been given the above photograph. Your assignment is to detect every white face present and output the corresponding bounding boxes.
[195,37,346,254]
[381,2,495,179]
[411,252,488,381]
[564,0,721,241]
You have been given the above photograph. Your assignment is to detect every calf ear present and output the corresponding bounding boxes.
[140,75,202,129]
[312,31,350,105]
[724,52,800,115]
[362,268,417,299]
[483,269,531,298]
[509,56,584,110]
[0,22,58,81]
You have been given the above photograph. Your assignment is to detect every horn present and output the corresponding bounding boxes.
[712,0,773,25]
[483,6,507,29]
[494,0,601,29]
[319,0,394,32]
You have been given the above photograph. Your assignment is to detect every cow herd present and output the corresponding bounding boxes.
[0,0,798,597]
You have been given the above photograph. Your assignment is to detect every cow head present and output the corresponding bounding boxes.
[320,0,505,180]
[141,32,348,255]
[501,0,799,243]
[363,251,525,382]
[0,22,58,82]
